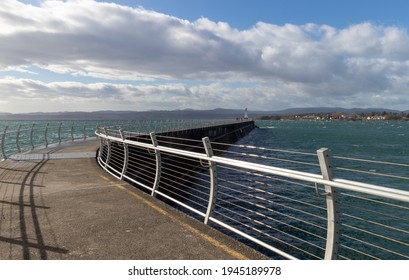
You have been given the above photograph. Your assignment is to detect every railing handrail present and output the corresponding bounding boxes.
[96,130,409,204]
[0,122,96,160]
[95,126,409,260]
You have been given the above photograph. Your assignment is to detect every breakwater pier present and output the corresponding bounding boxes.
[0,120,263,259]
[1,119,409,260]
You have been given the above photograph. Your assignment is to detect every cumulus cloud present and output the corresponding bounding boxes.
[0,77,297,112]
[1,0,409,112]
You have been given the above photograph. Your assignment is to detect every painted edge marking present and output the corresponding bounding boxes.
[100,175,248,260]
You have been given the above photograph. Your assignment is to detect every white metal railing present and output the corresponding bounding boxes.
[0,122,96,160]
[95,126,409,260]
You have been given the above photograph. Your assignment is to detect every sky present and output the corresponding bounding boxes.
[1,0,409,113]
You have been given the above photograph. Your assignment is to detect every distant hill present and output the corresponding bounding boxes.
[0,107,404,121]
[0,109,246,120]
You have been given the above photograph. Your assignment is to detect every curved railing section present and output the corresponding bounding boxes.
[96,126,409,260]
[0,122,96,160]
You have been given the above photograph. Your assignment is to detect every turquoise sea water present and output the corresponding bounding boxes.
[253,120,409,161]
[244,120,409,190]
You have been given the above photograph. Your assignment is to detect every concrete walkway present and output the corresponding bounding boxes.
[0,139,266,260]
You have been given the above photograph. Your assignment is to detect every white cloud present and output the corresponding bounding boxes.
[1,0,409,112]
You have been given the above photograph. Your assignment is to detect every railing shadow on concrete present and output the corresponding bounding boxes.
[95,125,409,260]
[0,158,69,259]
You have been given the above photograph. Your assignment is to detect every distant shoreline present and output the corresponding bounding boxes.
[257,112,409,122]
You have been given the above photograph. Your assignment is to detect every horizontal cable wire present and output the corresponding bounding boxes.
[160,168,210,195]
[122,174,153,193]
[157,135,204,145]
[336,166,409,181]
[333,155,409,168]
[340,202,409,222]
[218,184,326,230]
[127,155,156,169]
[339,244,379,260]
[341,222,409,248]
[218,182,327,227]
[219,165,319,194]
[158,171,209,201]
[127,156,156,168]
[213,148,319,167]
[160,151,205,165]
[215,202,326,253]
[340,192,409,211]
[161,160,210,183]
[219,175,319,203]
[162,156,208,172]
[245,176,320,201]
[218,189,327,240]
[125,168,154,186]
[341,213,409,234]
[213,209,322,259]
[128,160,156,174]
[341,234,409,259]
[211,141,317,157]
[158,181,208,210]
[126,171,155,186]
[218,174,327,212]
[159,169,210,197]
[162,168,210,191]
[161,161,209,183]
[157,140,202,148]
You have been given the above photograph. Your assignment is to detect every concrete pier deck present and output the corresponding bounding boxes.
[0,139,266,260]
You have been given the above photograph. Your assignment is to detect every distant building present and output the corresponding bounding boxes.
[244,108,249,119]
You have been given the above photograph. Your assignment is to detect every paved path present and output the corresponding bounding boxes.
[0,139,266,260]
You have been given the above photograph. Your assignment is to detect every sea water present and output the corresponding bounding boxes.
[252,120,409,161]
[236,120,409,190]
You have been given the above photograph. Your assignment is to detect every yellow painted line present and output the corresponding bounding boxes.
[100,175,248,260]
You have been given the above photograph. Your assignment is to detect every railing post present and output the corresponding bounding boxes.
[150,132,162,197]
[119,129,129,180]
[71,122,74,141]
[202,137,218,225]
[317,148,340,260]
[1,126,9,160]
[16,124,22,153]
[30,123,35,149]
[44,123,49,147]
[97,125,102,158]
[104,128,112,169]
[58,122,62,144]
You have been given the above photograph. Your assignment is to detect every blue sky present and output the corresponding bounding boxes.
[105,0,409,29]
[2,0,409,113]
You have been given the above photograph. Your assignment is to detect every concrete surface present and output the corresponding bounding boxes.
[0,139,267,260]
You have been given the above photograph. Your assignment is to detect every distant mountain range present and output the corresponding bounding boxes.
[0,107,406,120]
